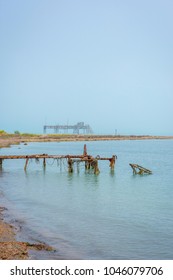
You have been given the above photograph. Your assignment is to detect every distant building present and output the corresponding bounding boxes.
[43,122,93,134]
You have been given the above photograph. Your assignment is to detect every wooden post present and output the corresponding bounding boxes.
[76,161,80,173]
[68,158,73,173]
[43,158,46,168]
[84,144,88,171]
[85,158,91,170]
[0,159,2,168]
[83,144,87,156]
[130,164,137,174]
[94,160,100,175]
[24,158,29,171]
[109,155,116,170]
[91,159,100,175]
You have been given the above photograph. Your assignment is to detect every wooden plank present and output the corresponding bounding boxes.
[0,154,116,161]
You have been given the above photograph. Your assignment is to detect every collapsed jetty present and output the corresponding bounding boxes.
[129,163,152,175]
[0,144,154,175]
[0,144,117,174]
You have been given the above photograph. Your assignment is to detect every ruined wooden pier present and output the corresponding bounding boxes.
[129,163,152,175]
[0,145,117,174]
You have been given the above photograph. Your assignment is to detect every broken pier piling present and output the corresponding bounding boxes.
[129,163,152,175]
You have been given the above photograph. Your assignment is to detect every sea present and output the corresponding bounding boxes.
[0,140,173,260]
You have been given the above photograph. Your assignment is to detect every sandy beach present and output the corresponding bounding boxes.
[0,206,54,260]
[1,133,173,149]
[0,133,173,259]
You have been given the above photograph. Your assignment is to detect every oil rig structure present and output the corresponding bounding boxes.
[43,122,93,134]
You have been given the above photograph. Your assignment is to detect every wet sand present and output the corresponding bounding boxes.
[0,207,55,260]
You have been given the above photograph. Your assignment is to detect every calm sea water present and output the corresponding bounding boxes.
[0,140,173,259]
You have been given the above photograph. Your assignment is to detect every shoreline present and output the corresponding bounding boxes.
[0,135,59,260]
[0,206,55,260]
[0,133,173,149]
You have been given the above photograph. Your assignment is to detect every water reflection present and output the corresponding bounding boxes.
[0,166,3,174]
[110,169,115,176]
[66,171,100,187]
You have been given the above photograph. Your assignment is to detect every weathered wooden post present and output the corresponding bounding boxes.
[86,161,91,170]
[85,155,92,170]
[83,144,89,170]
[130,164,137,174]
[109,155,116,170]
[24,157,29,171]
[43,158,46,168]
[0,159,3,168]
[94,159,100,175]
[83,144,87,156]
[76,160,80,173]
[68,158,73,173]
[91,159,100,175]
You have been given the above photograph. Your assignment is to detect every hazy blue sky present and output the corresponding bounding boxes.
[0,0,173,135]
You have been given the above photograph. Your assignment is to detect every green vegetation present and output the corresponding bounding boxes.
[14,131,20,135]
[20,133,40,137]
[0,130,7,135]
[0,131,40,138]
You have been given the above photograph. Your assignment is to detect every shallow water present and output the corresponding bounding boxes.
[0,140,173,259]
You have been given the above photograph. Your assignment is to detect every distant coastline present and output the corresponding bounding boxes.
[0,133,173,149]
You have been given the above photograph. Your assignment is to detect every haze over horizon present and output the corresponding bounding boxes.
[1,0,173,136]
